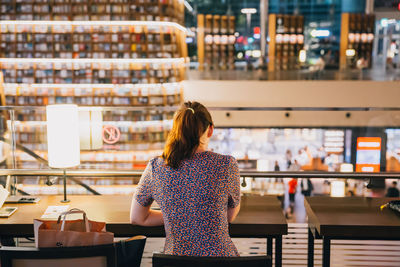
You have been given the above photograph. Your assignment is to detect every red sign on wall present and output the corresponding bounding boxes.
[102,125,121,144]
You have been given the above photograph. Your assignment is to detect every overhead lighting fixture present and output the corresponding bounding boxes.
[241,8,257,14]
[346,49,356,57]
[0,20,187,33]
[310,29,330,38]
[299,49,307,63]
[252,50,261,58]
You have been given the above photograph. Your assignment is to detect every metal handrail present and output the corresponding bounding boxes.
[2,169,400,179]
[1,106,400,111]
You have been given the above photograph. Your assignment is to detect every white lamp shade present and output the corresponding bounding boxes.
[46,105,80,168]
[79,108,103,150]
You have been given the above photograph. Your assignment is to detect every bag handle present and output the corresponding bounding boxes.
[57,208,90,232]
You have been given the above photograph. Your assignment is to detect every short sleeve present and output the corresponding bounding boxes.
[134,160,154,207]
[227,157,241,208]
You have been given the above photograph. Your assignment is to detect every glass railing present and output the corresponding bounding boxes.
[1,106,399,197]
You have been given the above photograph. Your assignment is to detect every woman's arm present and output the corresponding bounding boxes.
[227,156,241,223]
[227,203,240,223]
[130,160,164,226]
[130,198,164,226]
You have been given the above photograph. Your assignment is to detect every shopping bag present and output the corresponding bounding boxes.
[33,208,114,248]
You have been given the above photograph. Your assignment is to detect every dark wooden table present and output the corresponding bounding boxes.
[0,195,287,267]
[305,196,400,267]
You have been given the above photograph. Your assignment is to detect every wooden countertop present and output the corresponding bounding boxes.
[0,195,287,238]
[305,196,400,239]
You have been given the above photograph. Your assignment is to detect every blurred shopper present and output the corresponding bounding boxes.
[286,178,298,217]
[356,57,368,70]
[311,56,325,80]
[386,181,400,197]
[301,178,314,197]
[286,149,292,169]
[323,180,331,195]
[289,159,301,171]
[296,147,310,166]
[356,56,368,79]
[274,159,281,174]
[274,160,283,183]
[130,101,241,257]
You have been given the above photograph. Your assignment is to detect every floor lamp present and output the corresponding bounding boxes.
[46,104,80,203]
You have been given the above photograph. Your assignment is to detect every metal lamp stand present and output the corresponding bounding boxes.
[60,169,70,203]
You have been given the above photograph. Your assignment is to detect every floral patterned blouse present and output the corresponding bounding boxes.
[134,151,241,257]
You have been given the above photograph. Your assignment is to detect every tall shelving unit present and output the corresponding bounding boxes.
[197,14,236,71]
[268,14,304,71]
[0,1,187,194]
[339,13,375,70]
[0,0,184,24]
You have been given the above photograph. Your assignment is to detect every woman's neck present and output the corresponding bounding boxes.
[196,144,207,153]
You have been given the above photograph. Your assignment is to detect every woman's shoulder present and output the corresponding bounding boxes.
[147,156,165,168]
[151,156,165,163]
[202,151,237,165]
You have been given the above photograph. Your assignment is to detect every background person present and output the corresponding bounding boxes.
[386,181,400,197]
[130,101,241,257]
[301,178,314,197]
[286,149,292,169]
[286,178,298,218]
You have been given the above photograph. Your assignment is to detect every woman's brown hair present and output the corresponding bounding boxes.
[162,101,213,169]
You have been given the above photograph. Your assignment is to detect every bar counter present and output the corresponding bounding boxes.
[0,195,287,266]
[305,196,400,267]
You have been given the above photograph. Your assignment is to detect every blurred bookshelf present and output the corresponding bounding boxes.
[3,83,182,106]
[339,13,375,70]
[0,0,184,24]
[197,14,236,71]
[268,14,304,71]
[0,1,188,193]
[0,21,186,59]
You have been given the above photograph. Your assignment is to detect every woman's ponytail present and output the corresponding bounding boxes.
[162,101,213,169]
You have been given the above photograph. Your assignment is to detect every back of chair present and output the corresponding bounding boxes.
[115,235,147,267]
[0,243,116,267]
[152,253,272,267]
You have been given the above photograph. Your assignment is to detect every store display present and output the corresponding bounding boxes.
[197,14,236,70]
[0,21,185,60]
[268,14,304,71]
[0,0,184,24]
[209,128,344,171]
[3,83,182,106]
[340,13,375,69]
[0,59,184,84]
[0,21,187,84]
